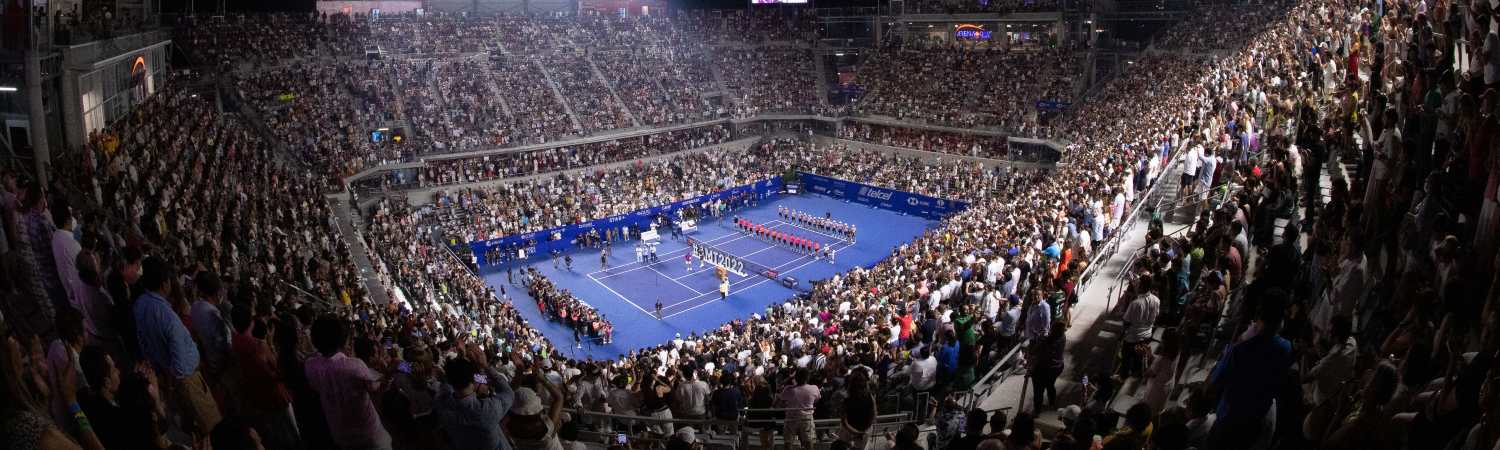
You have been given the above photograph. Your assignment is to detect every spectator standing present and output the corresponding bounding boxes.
[434,345,514,450]
[838,371,877,447]
[1029,319,1067,410]
[12,184,59,339]
[709,372,744,431]
[189,271,232,380]
[132,256,221,436]
[1120,275,1160,382]
[671,368,710,421]
[229,306,299,450]
[73,251,117,355]
[78,346,127,448]
[1207,292,1293,450]
[505,366,565,450]
[1102,403,1153,450]
[305,317,391,450]
[780,370,821,450]
[51,202,82,305]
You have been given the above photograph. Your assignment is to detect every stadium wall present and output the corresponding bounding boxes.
[820,137,1055,171]
[462,177,785,266]
[798,172,968,220]
[393,136,762,207]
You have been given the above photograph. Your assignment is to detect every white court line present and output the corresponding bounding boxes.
[585,216,856,319]
[649,265,708,295]
[584,230,743,277]
[658,241,826,311]
[585,272,657,317]
[588,231,753,280]
[670,242,783,281]
[659,255,827,320]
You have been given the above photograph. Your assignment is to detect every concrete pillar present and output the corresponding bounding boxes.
[25,50,50,187]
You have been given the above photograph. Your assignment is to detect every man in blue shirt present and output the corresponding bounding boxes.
[1208,290,1294,450]
[1023,291,1051,342]
[435,345,515,450]
[133,256,221,435]
[935,331,960,383]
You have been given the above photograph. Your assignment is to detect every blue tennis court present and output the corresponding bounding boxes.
[482,192,939,360]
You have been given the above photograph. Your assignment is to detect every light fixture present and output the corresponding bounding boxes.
[0,86,17,92]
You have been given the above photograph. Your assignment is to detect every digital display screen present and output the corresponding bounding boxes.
[955,24,992,40]
[956,29,993,40]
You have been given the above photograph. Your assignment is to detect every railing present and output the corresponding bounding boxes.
[567,407,919,448]
[968,337,1033,411]
[1075,156,1172,298]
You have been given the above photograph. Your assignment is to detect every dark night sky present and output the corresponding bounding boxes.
[159,0,883,13]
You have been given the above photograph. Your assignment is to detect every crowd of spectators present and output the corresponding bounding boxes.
[233,62,405,182]
[524,268,614,345]
[9,1,1500,450]
[718,48,821,117]
[541,50,637,134]
[853,45,1082,131]
[371,14,497,55]
[426,142,782,244]
[594,49,717,126]
[839,122,1010,159]
[175,11,831,183]
[408,124,732,188]
[0,76,369,450]
[1153,4,1292,53]
[176,13,365,67]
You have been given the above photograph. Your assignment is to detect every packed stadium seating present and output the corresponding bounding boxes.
[6,2,1500,450]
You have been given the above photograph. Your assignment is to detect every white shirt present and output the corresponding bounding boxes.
[1184,145,1203,175]
[52,230,83,311]
[907,356,938,391]
[1123,293,1161,343]
[984,291,1002,321]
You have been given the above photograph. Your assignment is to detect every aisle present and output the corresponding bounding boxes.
[975,213,1191,431]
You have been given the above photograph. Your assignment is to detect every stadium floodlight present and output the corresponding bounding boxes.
[0,86,18,92]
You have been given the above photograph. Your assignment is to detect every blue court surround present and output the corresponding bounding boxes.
[482,192,938,360]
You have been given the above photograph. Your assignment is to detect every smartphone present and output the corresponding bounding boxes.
[397,361,412,374]
[615,433,628,445]
[473,374,488,385]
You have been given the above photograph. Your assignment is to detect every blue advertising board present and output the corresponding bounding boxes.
[461,177,785,266]
[798,173,968,220]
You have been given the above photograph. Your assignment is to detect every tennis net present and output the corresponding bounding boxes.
[686,237,792,288]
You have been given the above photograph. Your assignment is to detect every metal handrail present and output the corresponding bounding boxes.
[969,337,1032,406]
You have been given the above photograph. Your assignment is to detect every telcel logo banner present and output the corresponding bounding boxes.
[858,186,894,201]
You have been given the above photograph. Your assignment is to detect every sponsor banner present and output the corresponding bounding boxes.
[798,173,967,220]
[462,177,784,266]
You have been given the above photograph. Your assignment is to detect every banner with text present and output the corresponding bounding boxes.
[461,177,784,267]
[798,173,967,220]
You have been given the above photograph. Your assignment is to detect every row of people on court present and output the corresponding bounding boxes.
[524,267,615,345]
[777,206,857,242]
[734,217,835,261]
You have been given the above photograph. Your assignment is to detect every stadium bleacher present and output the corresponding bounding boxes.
[3,2,1498,450]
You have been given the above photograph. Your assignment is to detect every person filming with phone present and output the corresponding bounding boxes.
[434,343,515,450]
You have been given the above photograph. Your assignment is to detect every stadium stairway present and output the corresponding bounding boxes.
[811,47,830,107]
[534,57,586,132]
[586,54,642,127]
[973,211,1184,436]
[328,194,391,306]
[479,65,517,119]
